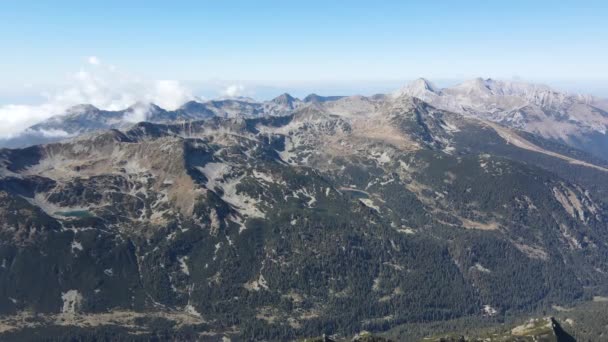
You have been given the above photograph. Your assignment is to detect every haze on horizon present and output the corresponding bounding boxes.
[1,0,607,137]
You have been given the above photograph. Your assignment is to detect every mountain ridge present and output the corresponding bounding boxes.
[3,78,608,163]
[397,78,608,160]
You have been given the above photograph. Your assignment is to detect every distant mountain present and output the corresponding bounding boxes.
[177,100,216,118]
[1,89,608,340]
[0,95,306,149]
[303,93,346,103]
[13,102,200,144]
[4,80,607,161]
[397,77,441,99]
[271,93,297,106]
[397,78,608,160]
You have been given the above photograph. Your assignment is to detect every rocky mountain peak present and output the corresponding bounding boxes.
[178,100,215,118]
[450,77,493,96]
[450,78,562,103]
[64,104,100,116]
[179,100,204,111]
[408,77,440,93]
[271,93,297,106]
[303,93,345,103]
[394,78,441,101]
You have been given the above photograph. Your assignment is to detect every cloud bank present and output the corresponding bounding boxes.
[0,56,195,139]
[221,84,245,97]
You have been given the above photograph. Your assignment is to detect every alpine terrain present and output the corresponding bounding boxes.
[0,81,607,340]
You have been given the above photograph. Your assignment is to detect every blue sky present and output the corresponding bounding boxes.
[1,1,607,136]
[1,1,607,83]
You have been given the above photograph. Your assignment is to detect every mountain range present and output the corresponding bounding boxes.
[3,78,607,164]
[0,79,607,340]
[398,78,608,160]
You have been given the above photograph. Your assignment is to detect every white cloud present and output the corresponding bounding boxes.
[88,56,101,66]
[122,102,150,123]
[0,103,59,138]
[0,60,196,139]
[37,128,74,138]
[221,84,245,97]
[152,80,193,109]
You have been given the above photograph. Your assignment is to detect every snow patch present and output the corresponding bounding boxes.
[376,152,391,164]
[473,263,491,273]
[359,198,380,213]
[61,290,83,314]
[244,274,269,291]
[71,240,83,253]
[396,227,415,234]
[293,188,317,207]
[178,256,190,275]
[253,170,275,183]
[482,305,498,316]
[184,304,202,318]
[213,242,222,261]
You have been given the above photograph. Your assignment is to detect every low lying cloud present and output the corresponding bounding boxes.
[153,80,193,109]
[123,102,151,123]
[0,56,195,139]
[0,103,59,139]
[37,128,75,138]
[221,84,245,97]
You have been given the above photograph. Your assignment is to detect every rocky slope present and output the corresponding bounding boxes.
[397,78,608,161]
[0,92,607,340]
[421,317,575,342]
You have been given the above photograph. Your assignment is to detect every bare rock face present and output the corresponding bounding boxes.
[397,78,608,161]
